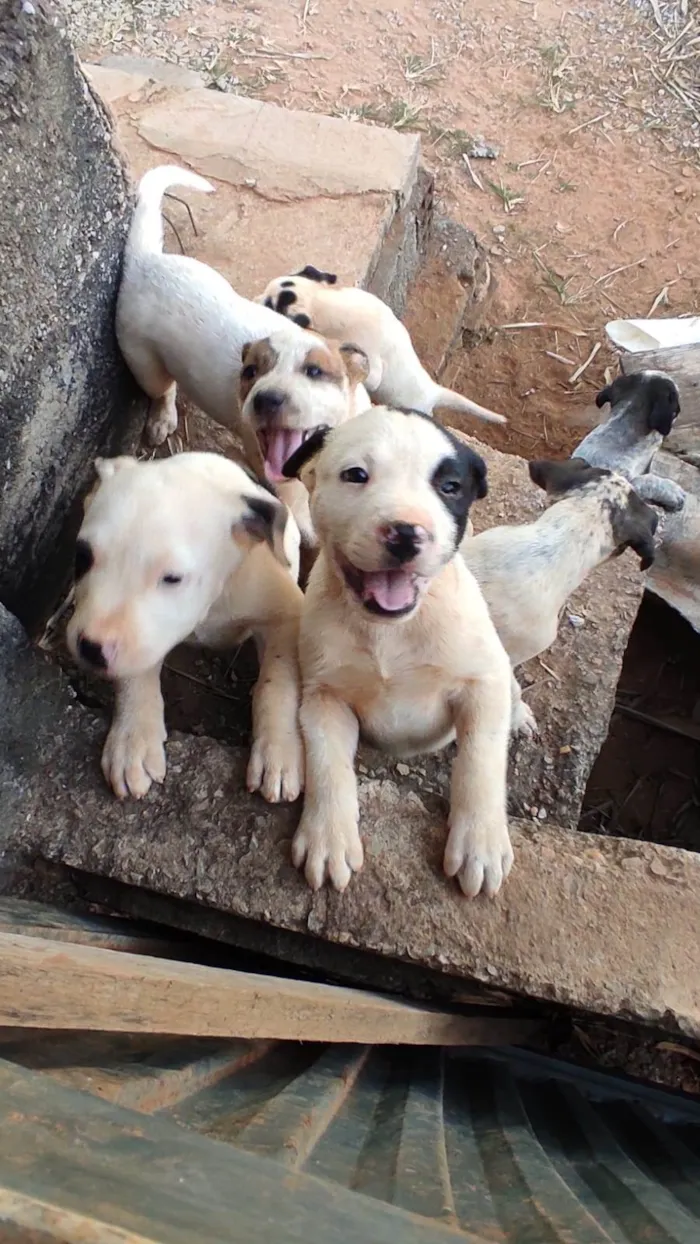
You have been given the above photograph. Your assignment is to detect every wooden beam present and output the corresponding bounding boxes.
[0,932,537,1045]
[0,897,180,957]
[622,344,700,456]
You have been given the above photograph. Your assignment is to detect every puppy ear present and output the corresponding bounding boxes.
[296,264,337,285]
[595,384,613,409]
[528,457,607,495]
[611,490,659,572]
[238,495,294,571]
[94,456,138,482]
[241,342,253,364]
[647,384,681,437]
[339,342,370,386]
[282,425,330,495]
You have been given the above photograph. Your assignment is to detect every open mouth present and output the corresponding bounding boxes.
[257,427,320,482]
[338,554,425,618]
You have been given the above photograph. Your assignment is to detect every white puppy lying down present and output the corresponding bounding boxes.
[257,265,506,426]
[281,406,513,900]
[116,165,310,447]
[237,330,371,545]
[460,454,660,737]
[574,370,685,512]
[66,453,304,804]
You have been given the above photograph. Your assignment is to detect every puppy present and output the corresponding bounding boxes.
[66,453,304,804]
[460,455,659,736]
[574,371,685,511]
[116,166,310,447]
[256,265,506,426]
[282,407,513,900]
[238,330,371,545]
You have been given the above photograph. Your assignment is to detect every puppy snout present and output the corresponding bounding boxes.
[77,634,110,671]
[253,388,285,419]
[380,521,429,564]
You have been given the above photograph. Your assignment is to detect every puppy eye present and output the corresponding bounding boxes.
[241,364,257,382]
[440,479,462,496]
[340,467,369,484]
[160,573,183,586]
[74,538,94,580]
[304,364,324,380]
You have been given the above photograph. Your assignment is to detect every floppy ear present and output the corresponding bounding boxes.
[468,449,488,500]
[241,342,253,364]
[595,383,613,409]
[338,342,370,386]
[528,457,607,495]
[94,456,138,482]
[647,385,680,437]
[282,425,330,495]
[296,264,337,285]
[239,494,294,571]
[611,492,659,571]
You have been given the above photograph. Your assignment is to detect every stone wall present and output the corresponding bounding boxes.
[0,0,145,632]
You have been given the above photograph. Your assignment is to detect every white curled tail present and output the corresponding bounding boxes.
[124,165,214,262]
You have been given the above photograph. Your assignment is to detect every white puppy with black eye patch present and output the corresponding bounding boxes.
[238,330,371,545]
[66,453,304,804]
[459,454,660,737]
[256,265,506,427]
[282,406,514,899]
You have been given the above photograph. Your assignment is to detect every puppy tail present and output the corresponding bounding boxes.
[125,165,214,261]
[433,386,507,425]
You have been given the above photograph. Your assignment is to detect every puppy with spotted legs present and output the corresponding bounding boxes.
[256,265,507,426]
[282,406,514,899]
[115,166,310,447]
[574,371,685,512]
[66,453,304,804]
[457,453,660,738]
[238,330,371,546]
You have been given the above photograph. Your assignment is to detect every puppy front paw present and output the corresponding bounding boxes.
[511,700,539,738]
[443,817,513,899]
[291,814,363,891]
[102,718,167,799]
[145,399,178,447]
[247,731,304,804]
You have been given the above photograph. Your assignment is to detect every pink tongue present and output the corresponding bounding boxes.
[362,569,415,611]
[263,429,305,481]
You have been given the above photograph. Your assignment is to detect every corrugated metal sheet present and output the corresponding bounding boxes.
[1,1031,699,1243]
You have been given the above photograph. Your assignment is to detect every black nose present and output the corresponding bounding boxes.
[253,389,285,418]
[78,636,107,670]
[383,521,421,564]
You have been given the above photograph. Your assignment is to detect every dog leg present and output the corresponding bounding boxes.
[443,670,513,898]
[292,691,362,891]
[121,340,179,446]
[102,665,166,799]
[632,473,685,512]
[247,620,304,804]
[510,671,538,737]
[146,382,179,447]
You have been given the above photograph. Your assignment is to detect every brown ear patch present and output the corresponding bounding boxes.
[239,340,279,402]
[338,342,370,386]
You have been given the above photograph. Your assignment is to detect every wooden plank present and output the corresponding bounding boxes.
[0,1059,489,1244]
[0,931,538,1045]
[0,897,182,958]
[622,344,700,455]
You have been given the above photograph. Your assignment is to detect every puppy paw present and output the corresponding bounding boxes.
[511,700,539,738]
[291,815,363,891]
[247,732,304,804]
[102,719,167,799]
[145,401,178,447]
[443,818,513,899]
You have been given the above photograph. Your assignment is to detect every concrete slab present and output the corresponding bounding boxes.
[3,605,698,1037]
[82,64,421,302]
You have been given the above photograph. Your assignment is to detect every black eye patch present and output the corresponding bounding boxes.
[431,450,485,543]
[293,313,311,328]
[74,538,93,581]
[275,289,298,315]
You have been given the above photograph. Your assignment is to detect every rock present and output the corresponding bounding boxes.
[0,0,145,632]
[2,611,698,1036]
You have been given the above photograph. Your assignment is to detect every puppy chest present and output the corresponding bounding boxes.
[324,660,455,753]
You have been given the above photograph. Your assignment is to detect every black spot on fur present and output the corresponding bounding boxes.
[293,313,312,328]
[281,279,295,288]
[275,289,298,315]
[264,297,274,309]
[74,538,93,581]
[595,371,680,437]
[529,457,609,495]
[295,265,337,284]
[78,636,107,670]
[282,426,331,478]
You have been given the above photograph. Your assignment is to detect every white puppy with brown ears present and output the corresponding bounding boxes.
[66,453,304,804]
[237,330,371,545]
[282,406,514,899]
[257,265,506,427]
